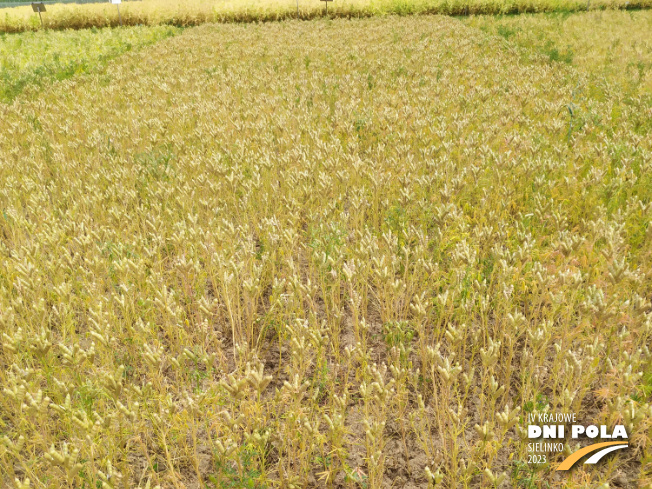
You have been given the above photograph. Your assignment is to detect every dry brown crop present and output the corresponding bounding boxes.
[0,13,650,489]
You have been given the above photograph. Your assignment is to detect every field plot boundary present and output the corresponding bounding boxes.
[0,24,181,102]
[0,0,652,32]
[0,0,140,10]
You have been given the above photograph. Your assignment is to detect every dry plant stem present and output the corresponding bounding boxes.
[160,430,182,489]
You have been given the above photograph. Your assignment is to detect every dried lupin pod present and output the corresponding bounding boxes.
[244,361,273,394]
[44,442,83,479]
[474,422,495,443]
[484,468,507,487]
[29,329,52,359]
[22,389,51,415]
[3,380,28,403]
[14,478,31,489]
[1,435,25,455]
[60,342,96,367]
[283,374,309,399]
[214,438,237,457]
[97,460,122,489]
[424,466,444,485]
[486,376,505,398]
[142,343,164,369]
[362,419,385,444]
[116,400,139,421]
[447,403,467,425]
[323,412,344,432]
[52,377,76,398]
[136,479,160,489]
[622,399,648,433]
[461,367,475,388]
[220,410,244,430]
[555,230,584,256]
[301,418,320,438]
[333,392,348,412]
[496,404,520,431]
[435,355,462,384]
[219,372,249,400]
[607,257,633,284]
[444,323,464,348]
[2,328,24,353]
[100,365,125,398]
[480,338,501,368]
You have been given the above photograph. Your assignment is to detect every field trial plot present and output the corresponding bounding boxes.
[0,14,651,489]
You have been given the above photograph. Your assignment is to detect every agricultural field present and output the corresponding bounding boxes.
[0,0,650,32]
[0,8,651,489]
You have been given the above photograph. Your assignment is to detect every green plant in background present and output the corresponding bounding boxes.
[0,25,180,102]
[383,320,414,349]
[511,460,550,488]
[208,447,264,489]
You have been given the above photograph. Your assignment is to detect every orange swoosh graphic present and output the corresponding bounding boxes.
[557,442,628,470]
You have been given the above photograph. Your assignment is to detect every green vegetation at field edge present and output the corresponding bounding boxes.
[464,10,652,94]
[0,24,180,102]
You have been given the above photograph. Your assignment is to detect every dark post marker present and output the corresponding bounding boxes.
[320,0,332,15]
[31,2,46,28]
[111,0,122,26]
